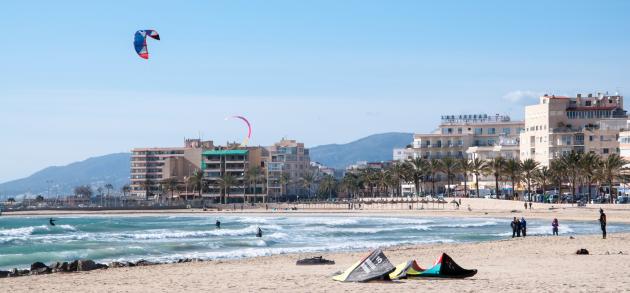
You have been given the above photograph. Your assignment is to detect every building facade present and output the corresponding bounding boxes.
[408,114,524,160]
[130,139,213,198]
[265,139,311,198]
[202,147,265,201]
[520,93,627,166]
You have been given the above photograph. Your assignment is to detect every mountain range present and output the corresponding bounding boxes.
[0,132,412,197]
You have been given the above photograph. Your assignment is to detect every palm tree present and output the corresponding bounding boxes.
[341,173,361,199]
[300,170,316,198]
[216,174,237,204]
[579,152,601,202]
[504,159,521,200]
[599,154,628,203]
[470,158,488,198]
[279,172,291,200]
[549,159,565,203]
[377,170,391,197]
[317,174,337,200]
[188,170,205,199]
[407,157,428,196]
[559,151,582,202]
[458,158,472,197]
[245,166,265,203]
[427,159,443,196]
[487,157,506,198]
[121,184,131,197]
[389,162,409,197]
[161,178,178,202]
[534,166,550,198]
[521,159,540,201]
[440,157,459,197]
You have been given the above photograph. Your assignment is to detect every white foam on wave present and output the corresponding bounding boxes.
[429,220,500,228]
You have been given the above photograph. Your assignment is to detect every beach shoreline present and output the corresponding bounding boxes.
[4,198,630,223]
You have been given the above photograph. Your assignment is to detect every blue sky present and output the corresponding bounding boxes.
[1,1,630,182]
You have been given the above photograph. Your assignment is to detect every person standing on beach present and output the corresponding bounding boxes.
[599,209,607,239]
[552,218,559,235]
[521,217,527,237]
[529,202,532,209]
[516,218,522,237]
[511,217,518,238]
[524,202,527,210]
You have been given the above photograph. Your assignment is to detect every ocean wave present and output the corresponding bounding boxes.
[429,221,500,228]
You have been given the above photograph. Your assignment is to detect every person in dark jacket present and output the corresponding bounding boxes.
[511,217,518,238]
[516,218,522,237]
[599,209,607,239]
[215,219,221,229]
[552,218,559,236]
[521,217,527,237]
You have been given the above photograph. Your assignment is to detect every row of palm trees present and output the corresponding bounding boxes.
[334,152,628,203]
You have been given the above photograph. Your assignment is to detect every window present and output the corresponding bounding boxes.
[502,128,511,135]
[488,128,496,135]
[589,135,594,142]
[457,128,463,134]
[487,139,495,146]
[474,128,483,135]
[603,148,609,154]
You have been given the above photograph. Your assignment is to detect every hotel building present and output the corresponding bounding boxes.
[409,114,524,160]
[520,93,627,166]
[202,146,266,201]
[130,139,213,198]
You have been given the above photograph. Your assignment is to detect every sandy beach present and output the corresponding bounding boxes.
[1,233,627,293]
[2,198,629,292]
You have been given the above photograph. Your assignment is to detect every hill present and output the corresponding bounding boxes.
[0,153,131,198]
[309,132,412,169]
[0,133,413,197]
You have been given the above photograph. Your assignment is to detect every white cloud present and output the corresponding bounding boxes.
[502,90,543,105]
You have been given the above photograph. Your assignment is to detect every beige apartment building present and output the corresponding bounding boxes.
[202,146,266,202]
[520,93,627,166]
[410,114,524,160]
[266,139,311,199]
[130,139,213,198]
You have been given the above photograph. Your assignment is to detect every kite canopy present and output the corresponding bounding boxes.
[134,30,160,59]
[226,116,252,146]
[389,253,477,279]
[332,249,395,282]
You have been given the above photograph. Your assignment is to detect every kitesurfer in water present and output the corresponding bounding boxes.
[256,226,262,238]
[215,219,221,229]
[49,218,56,226]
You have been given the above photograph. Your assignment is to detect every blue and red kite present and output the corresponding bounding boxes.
[134,30,160,59]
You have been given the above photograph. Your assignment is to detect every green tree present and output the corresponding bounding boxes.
[440,157,459,197]
[521,158,540,201]
[579,152,601,202]
[216,174,237,204]
[470,158,489,198]
[458,158,472,198]
[487,157,506,198]
[599,154,628,203]
[504,159,521,200]
[427,159,443,196]
[534,165,551,198]
[407,157,428,196]
[559,151,582,202]
[300,170,316,198]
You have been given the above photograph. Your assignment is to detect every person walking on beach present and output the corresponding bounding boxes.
[599,209,607,239]
[516,218,522,237]
[521,217,527,237]
[524,202,527,210]
[552,218,559,236]
[529,202,532,209]
[511,217,518,238]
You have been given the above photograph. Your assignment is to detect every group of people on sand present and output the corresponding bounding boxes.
[513,209,608,238]
[510,217,527,237]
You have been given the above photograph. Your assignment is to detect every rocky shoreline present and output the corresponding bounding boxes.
[0,258,206,278]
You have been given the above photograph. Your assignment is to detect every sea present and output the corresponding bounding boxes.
[1,214,627,270]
